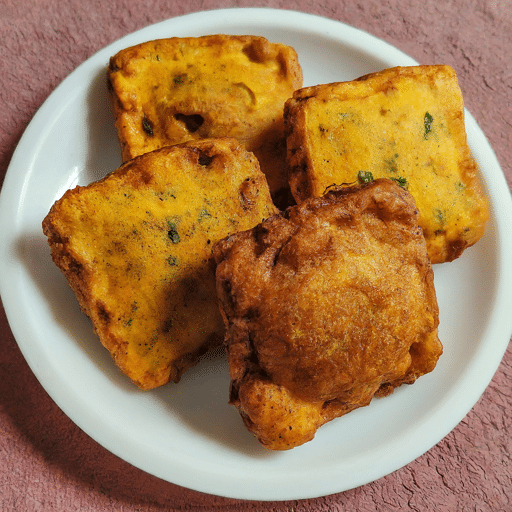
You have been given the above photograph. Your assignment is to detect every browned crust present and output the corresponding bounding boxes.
[214,179,442,449]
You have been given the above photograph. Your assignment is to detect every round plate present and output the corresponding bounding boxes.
[1,8,511,501]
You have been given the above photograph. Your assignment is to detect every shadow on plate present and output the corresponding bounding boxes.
[15,229,273,456]
[153,346,277,458]
[83,66,122,184]
[14,230,138,394]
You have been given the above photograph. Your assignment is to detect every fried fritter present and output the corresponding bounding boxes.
[43,138,278,390]
[108,35,303,207]
[284,65,489,263]
[214,179,442,450]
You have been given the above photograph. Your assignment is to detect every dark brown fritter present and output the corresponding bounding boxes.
[214,178,442,450]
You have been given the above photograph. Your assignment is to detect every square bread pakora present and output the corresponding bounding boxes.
[284,65,489,263]
[108,34,303,207]
[42,138,278,390]
[214,178,443,450]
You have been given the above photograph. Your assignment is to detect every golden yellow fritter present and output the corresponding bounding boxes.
[214,179,442,450]
[42,138,278,390]
[108,35,303,207]
[284,65,489,263]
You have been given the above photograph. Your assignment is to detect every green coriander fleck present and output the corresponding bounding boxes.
[424,112,434,139]
[357,170,374,184]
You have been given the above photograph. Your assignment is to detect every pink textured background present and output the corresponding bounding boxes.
[1,0,511,510]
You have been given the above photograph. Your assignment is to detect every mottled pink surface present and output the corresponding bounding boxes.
[1,0,511,510]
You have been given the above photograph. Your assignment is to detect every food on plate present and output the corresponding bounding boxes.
[108,34,303,207]
[284,64,489,263]
[214,178,443,449]
[42,138,278,390]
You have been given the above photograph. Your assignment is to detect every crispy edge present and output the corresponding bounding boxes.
[107,35,303,163]
[214,179,442,449]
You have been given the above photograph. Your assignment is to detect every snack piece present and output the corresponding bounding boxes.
[285,65,489,263]
[108,35,303,207]
[214,179,442,449]
[43,138,278,390]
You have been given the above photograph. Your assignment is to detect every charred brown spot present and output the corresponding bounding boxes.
[271,239,291,267]
[106,75,114,92]
[220,278,237,318]
[239,178,257,211]
[271,187,296,212]
[162,319,173,332]
[375,382,396,398]
[96,302,111,325]
[252,223,273,257]
[108,60,120,72]
[174,113,204,133]
[228,381,239,405]
[447,238,468,262]
[244,307,260,320]
[136,169,153,185]
[322,398,341,409]
[197,151,214,167]
[242,40,267,63]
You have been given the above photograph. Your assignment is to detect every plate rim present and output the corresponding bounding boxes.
[1,7,512,501]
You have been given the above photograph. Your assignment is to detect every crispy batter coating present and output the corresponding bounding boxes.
[285,65,489,263]
[43,138,277,389]
[108,35,303,207]
[214,179,442,449]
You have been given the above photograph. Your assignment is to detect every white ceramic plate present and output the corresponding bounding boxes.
[1,8,512,501]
